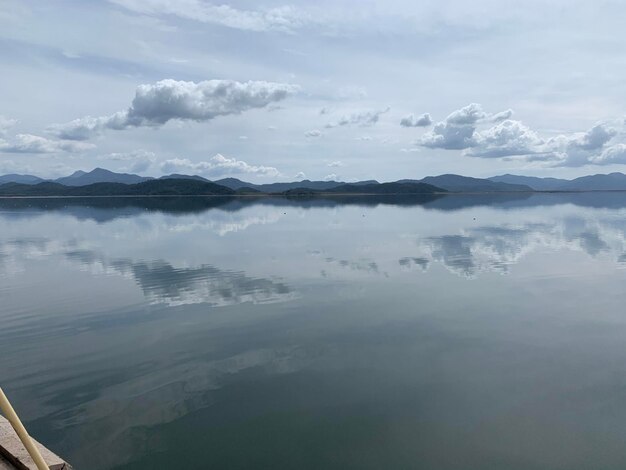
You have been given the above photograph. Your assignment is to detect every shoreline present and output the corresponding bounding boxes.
[2,189,626,199]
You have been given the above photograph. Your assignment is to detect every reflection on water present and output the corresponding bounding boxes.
[65,250,293,307]
[1,194,626,469]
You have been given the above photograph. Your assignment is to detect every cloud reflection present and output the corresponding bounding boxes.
[65,249,294,307]
[414,217,626,278]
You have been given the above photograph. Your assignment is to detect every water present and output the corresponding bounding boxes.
[1,193,626,469]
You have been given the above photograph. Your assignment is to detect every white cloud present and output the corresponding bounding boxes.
[416,103,620,168]
[465,120,544,158]
[51,79,299,140]
[446,103,486,125]
[0,134,94,154]
[323,173,338,181]
[327,160,344,167]
[109,0,311,33]
[418,121,476,150]
[592,144,626,165]
[0,116,18,136]
[417,103,485,150]
[160,154,280,177]
[400,113,432,127]
[543,123,618,167]
[99,149,157,173]
[295,171,306,179]
[304,129,322,137]
[489,109,514,123]
[325,107,390,128]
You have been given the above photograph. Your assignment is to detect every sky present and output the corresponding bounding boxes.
[1,0,626,182]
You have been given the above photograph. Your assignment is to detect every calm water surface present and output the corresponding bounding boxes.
[1,193,626,469]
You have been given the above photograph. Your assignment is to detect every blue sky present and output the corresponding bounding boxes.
[1,0,626,181]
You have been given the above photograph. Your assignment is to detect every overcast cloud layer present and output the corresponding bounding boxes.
[2,0,626,180]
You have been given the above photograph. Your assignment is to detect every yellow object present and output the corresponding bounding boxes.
[0,387,49,470]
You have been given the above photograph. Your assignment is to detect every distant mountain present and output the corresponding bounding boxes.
[409,174,532,192]
[488,174,569,191]
[160,174,210,182]
[55,168,153,186]
[4,167,626,195]
[489,172,626,191]
[0,174,45,185]
[214,178,380,192]
[284,182,445,195]
[560,172,626,191]
[213,177,254,190]
[0,179,235,196]
[331,182,443,194]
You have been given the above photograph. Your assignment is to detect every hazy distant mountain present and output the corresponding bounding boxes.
[284,182,444,195]
[55,168,153,186]
[488,174,569,191]
[561,172,626,191]
[4,168,626,195]
[0,174,45,185]
[0,179,235,196]
[213,178,254,190]
[214,178,380,192]
[408,175,532,192]
[489,172,626,191]
[160,174,210,182]
[330,182,443,194]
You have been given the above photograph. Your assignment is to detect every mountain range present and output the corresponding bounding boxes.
[2,168,626,195]
[488,172,626,191]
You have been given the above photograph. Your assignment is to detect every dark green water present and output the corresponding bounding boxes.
[1,193,626,469]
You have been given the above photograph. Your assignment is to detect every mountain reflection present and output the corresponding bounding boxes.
[5,193,626,224]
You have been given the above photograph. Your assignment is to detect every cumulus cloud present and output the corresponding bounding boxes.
[418,121,476,150]
[323,173,338,181]
[50,79,299,140]
[591,144,626,165]
[327,160,344,167]
[304,129,321,138]
[0,134,94,154]
[295,171,306,179]
[417,103,485,149]
[109,0,311,33]
[446,103,486,125]
[543,123,618,167]
[160,154,280,177]
[465,121,617,166]
[400,113,432,127]
[0,116,17,136]
[417,104,519,150]
[465,120,544,158]
[416,103,622,168]
[325,107,390,128]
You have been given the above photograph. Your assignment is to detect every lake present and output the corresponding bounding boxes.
[1,193,626,469]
